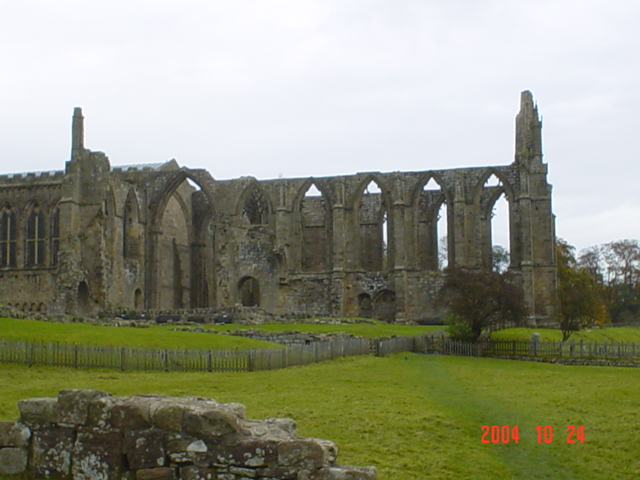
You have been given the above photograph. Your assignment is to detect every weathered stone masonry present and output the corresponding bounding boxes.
[0,389,376,479]
[0,91,556,323]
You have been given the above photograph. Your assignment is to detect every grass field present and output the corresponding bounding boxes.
[1,354,638,480]
[0,318,441,349]
[0,318,280,350]
[492,327,640,343]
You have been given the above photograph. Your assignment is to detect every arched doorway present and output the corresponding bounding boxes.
[239,276,260,307]
[358,293,373,318]
[373,290,396,322]
[77,281,91,316]
[134,288,143,310]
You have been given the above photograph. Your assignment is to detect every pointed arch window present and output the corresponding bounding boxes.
[300,183,330,271]
[51,206,60,266]
[0,205,17,267]
[417,178,448,270]
[26,205,46,266]
[483,173,511,271]
[359,180,388,271]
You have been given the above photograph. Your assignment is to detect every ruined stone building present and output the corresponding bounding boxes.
[0,91,556,323]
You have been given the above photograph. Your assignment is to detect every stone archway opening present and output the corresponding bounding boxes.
[239,276,260,307]
[373,289,396,322]
[77,281,91,316]
[418,177,448,270]
[358,293,373,318]
[485,174,510,272]
[134,288,143,310]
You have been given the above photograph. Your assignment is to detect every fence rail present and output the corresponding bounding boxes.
[0,336,378,372]
[422,337,640,361]
[2,335,639,372]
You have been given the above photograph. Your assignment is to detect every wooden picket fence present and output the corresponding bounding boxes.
[0,335,419,372]
[2,335,639,372]
[421,336,640,360]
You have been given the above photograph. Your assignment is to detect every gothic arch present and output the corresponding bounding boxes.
[0,203,17,268]
[123,189,142,258]
[149,169,217,230]
[472,169,515,204]
[413,172,454,270]
[24,200,46,266]
[294,179,332,272]
[147,169,217,309]
[411,171,452,205]
[373,289,396,322]
[238,276,260,307]
[351,175,392,272]
[348,174,392,210]
[473,169,519,269]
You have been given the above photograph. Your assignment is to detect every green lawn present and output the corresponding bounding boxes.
[492,327,640,343]
[0,318,441,350]
[0,318,279,350]
[0,354,637,480]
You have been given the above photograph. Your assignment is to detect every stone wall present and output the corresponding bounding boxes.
[0,389,376,480]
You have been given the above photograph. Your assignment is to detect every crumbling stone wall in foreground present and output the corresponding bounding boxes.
[0,389,376,480]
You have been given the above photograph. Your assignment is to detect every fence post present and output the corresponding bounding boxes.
[207,351,212,372]
[164,350,169,372]
[247,350,254,372]
[120,347,125,371]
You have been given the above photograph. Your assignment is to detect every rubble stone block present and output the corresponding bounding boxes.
[124,429,166,469]
[182,405,244,441]
[111,398,152,430]
[229,465,257,477]
[56,389,111,426]
[277,439,326,470]
[72,427,124,480]
[152,403,186,432]
[136,466,176,480]
[214,439,277,468]
[0,422,30,447]
[30,426,75,478]
[18,397,57,428]
[265,418,296,437]
[86,396,116,429]
[0,447,28,476]
[179,465,216,480]
[165,433,199,465]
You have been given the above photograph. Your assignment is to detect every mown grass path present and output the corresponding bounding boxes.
[1,354,638,479]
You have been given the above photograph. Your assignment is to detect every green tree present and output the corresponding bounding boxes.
[578,239,640,324]
[492,245,510,273]
[556,239,608,341]
[436,266,526,342]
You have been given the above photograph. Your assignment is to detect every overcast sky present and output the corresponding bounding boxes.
[1,0,639,252]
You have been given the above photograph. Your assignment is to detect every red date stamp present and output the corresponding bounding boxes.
[481,425,585,444]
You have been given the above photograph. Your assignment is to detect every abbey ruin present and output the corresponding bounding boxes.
[0,91,556,323]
